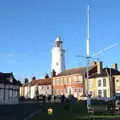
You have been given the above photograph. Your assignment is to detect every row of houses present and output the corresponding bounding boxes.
[0,61,119,104]
[20,61,120,100]
[20,78,52,99]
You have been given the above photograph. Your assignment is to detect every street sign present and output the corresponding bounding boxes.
[48,107,53,115]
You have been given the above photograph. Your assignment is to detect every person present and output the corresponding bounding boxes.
[43,95,46,103]
[61,95,65,103]
[48,95,51,103]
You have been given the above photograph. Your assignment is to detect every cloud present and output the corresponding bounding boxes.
[0,51,17,57]
[7,51,16,57]
[0,50,27,58]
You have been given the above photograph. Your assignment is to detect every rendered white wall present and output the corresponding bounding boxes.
[51,38,65,75]
[38,85,52,96]
[0,84,19,104]
[30,85,36,99]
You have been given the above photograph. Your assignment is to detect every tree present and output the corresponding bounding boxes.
[51,70,56,77]
[17,80,22,86]
[24,78,29,84]
[45,74,49,79]
[32,76,36,81]
[35,86,39,101]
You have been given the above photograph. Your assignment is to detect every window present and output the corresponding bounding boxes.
[103,79,106,87]
[10,90,13,97]
[73,88,77,92]
[64,78,67,84]
[56,79,59,85]
[56,62,59,66]
[98,80,102,87]
[66,78,69,84]
[61,54,63,57]
[73,76,77,81]
[116,79,119,82]
[68,77,71,84]
[98,90,102,97]
[59,78,62,85]
[73,88,82,92]
[88,79,92,88]
[103,90,107,97]
[78,76,82,80]
[58,79,61,85]
[79,88,83,93]
[78,76,83,83]
[61,78,64,85]
[15,90,18,97]
[75,76,77,80]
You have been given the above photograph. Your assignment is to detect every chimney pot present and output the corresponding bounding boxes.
[97,61,103,74]
[112,64,118,70]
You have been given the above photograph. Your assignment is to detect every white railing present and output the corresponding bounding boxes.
[91,97,115,101]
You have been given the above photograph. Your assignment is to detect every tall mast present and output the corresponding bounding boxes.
[86,5,91,109]
[86,5,90,57]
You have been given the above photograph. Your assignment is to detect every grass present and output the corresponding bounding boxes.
[1,101,120,120]
[31,102,120,120]
[32,102,87,120]
[0,103,42,120]
[75,115,120,120]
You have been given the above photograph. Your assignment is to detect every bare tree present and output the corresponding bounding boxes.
[32,76,36,81]
[51,70,56,77]
[35,86,39,101]
[45,74,49,79]
[24,78,29,84]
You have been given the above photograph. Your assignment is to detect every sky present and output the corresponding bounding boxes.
[0,0,120,81]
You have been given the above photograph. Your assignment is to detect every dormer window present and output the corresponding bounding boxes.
[116,79,119,82]
[8,76,13,83]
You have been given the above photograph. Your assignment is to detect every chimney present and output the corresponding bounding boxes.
[112,63,118,70]
[90,61,97,66]
[97,61,103,74]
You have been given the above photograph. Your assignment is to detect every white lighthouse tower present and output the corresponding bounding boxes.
[51,37,65,75]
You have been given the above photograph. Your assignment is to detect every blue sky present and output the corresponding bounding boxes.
[0,0,120,81]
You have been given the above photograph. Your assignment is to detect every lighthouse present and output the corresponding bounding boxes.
[51,37,65,75]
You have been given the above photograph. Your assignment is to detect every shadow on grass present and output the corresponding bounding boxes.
[32,102,87,120]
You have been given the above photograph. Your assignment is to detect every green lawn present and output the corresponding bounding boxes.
[31,102,120,120]
[32,102,87,120]
[75,115,120,120]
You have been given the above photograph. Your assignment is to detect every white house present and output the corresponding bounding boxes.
[0,72,20,104]
[20,78,52,99]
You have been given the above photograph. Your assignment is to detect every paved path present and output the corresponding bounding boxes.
[24,108,42,120]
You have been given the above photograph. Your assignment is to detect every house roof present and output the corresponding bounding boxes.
[89,68,120,78]
[56,67,86,77]
[31,78,51,85]
[56,65,96,77]
[0,72,21,85]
